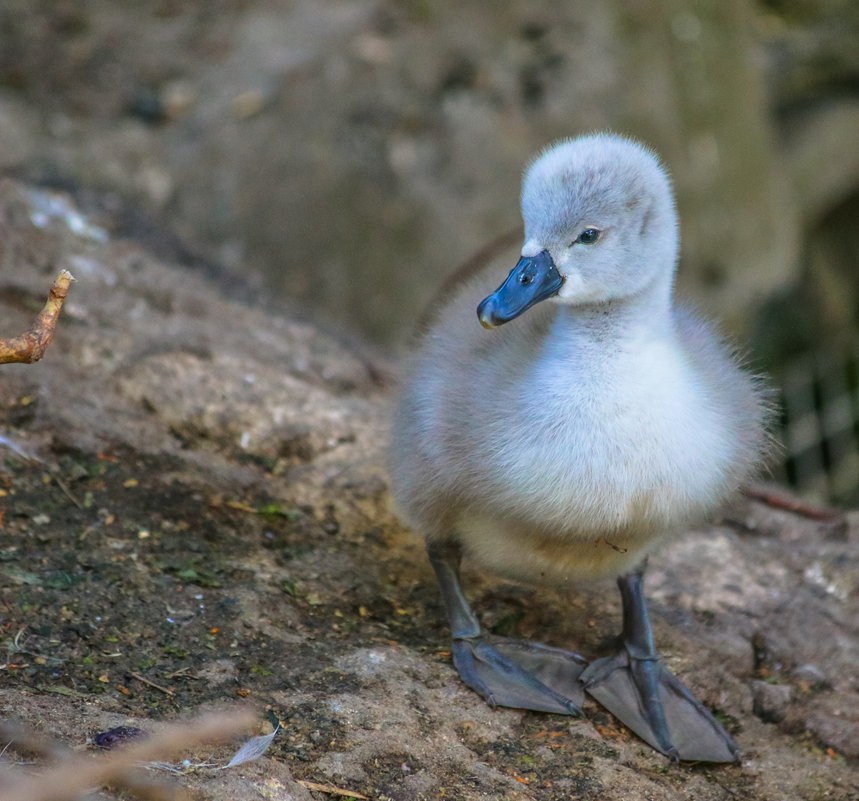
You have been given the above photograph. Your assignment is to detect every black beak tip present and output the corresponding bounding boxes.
[477,297,498,329]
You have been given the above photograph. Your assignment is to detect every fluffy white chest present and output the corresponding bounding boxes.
[473,330,735,538]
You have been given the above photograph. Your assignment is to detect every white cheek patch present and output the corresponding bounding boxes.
[521,239,543,258]
[556,270,606,303]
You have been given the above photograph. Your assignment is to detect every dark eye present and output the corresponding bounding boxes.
[573,227,601,246]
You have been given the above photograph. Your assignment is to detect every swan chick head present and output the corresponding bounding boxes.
[478,133,679,328]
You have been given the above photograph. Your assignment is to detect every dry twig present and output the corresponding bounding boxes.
[297,779,370,799]
[0,269,74,365]
[130,671,175,696]
[0,708,255,801]
[742,485,840,522]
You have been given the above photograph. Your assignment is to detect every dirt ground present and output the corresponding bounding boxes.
[0,180,858,800]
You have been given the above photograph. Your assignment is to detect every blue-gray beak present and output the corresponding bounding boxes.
[477,250,564,329]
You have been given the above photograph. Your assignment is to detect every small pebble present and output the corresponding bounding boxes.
[93,725,147,749]
[750,680,792,724]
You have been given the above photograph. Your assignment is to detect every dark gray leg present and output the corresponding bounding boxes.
[427,539,586,715]
[619,567,676,757]
[581,564,739,762]
[426,540,482,639]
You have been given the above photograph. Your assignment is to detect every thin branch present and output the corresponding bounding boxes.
[0,270,74,365]
[53,476,84,509]
[297,780,370,799]
[0,709,256,801]
[742,485,840,522]
[130,671,175,696]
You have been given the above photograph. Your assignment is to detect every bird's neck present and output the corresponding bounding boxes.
[550,275,675,349]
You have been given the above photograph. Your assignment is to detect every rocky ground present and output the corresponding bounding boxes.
[1,181,858,800]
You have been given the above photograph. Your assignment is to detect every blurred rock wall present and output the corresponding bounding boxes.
[0,0,857,350]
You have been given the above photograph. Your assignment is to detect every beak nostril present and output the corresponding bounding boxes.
[476,250,562,327]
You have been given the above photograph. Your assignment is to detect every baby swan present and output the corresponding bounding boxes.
[390,133,769,762]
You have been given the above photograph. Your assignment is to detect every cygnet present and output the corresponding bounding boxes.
[390,133,770,762]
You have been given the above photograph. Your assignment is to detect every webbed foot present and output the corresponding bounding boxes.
[580,566,738,762]
[453,634,586,714]
[427,540,585,714]
[581,647,738,762]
